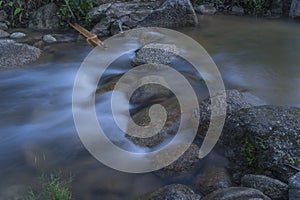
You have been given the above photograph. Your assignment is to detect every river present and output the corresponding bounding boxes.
[0,15,299,199]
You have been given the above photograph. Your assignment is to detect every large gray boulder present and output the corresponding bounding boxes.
[137,184,201,200]
[90,0,198,37]
[139,0,198,28]
[241,174,288,200]
[29,3,60,30]
[0,40,41,69]
[201,187,271,200]
[222,105,300,182]
[90,1,160,36]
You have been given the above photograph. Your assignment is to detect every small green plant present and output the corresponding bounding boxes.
[26,173,72,200]
[54,0,94,27]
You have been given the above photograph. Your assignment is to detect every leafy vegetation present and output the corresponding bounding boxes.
[26,173,73,200]
[0,0,95,28]
[53,0,94,27]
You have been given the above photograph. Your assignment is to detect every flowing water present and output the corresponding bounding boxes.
[0,15,299,199]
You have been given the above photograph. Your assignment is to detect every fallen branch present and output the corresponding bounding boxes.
[69,23,105,47]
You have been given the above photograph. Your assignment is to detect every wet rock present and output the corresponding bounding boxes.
[132,43,179,66]
[43,34,57,43]
[222,105,300,182]
[90,2,160,36]
[90,0,197,37]
[125,97,180,148]
[201,187,271,200]
[0,29,9,38]
[154,144,200,175]
[87,3,113,21]
[92,16,115,37]
[10,32,26,39]
[0,40,41,69]
[140,0,198,28]
[289,172,300,200]
[290,0,300,18]
[130,84,172,105]
[195,5,217,15]
[29,3,60,30]
[241,174,288,200]
[231,6,244,16]
[137,184,201,200]
[197,167,232,194]
[193,89,252,137]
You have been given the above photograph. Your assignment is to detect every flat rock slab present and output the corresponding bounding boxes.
[0,40,41,69]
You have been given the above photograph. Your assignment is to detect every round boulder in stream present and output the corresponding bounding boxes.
[201,187,271,200]
[222,105,300,183]
[0,40,41,69]
[137,184,201,200]
[241,174,288,200]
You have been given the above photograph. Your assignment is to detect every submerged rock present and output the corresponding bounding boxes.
[29,3,60,30]
[197,167,232,194]
[201,187,271,200]
[126,97,180,148]
[241,174,288,200]
[222,105,300,182]
[0,40,41,69]
[137,184,201,200]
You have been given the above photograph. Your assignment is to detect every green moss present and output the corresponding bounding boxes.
[241,135,268,167]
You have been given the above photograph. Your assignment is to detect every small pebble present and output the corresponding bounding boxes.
[10,32,26,39]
